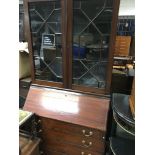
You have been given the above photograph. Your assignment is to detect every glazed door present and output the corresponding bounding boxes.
[25,0,67,88]
[25,0,120,95]
[69,0,120,94]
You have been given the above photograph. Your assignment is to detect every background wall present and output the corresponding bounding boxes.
[119,0,135,16]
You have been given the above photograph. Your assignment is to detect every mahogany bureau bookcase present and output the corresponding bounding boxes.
[23,0,120,154]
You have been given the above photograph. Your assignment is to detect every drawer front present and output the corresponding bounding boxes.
[41,148,66,155]
[42,142,104,155]
[41,128,105,153]
[40,117,106,140]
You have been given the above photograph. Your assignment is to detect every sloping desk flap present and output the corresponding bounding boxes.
[24,86,110,131]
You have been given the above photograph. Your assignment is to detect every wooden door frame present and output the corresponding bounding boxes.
[66,0,120,95]
[24,0,120,96]
[105,0,120,94]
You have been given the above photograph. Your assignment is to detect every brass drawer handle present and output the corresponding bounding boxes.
[82,130,93,137]
[81,152,91,155]
[82,140,92,148]
[34,120,41,125]
[38,129,42,133]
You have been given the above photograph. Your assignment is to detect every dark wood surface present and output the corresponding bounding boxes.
[105,0,120,94]
[42,149,65,155]
[42,143,103,155]
[24,85,109,154]
[23,0,35,82]
[41,129,105,152]
[40,118,105,152]
[39,116,106,154]
[66,0,73,89]
[40,117,106,138]
[72,84,106,96]
[24,85,110,131]
[61,0,68,88]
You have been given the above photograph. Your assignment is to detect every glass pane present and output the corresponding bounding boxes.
[29,1,63,83]
[72,0,113,88]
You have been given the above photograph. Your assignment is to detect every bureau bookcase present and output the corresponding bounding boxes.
[23,0,120,154]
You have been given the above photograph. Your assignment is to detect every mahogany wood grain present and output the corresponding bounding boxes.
[41,126,105,153]
[40,117,106,139]
[42,142,103,155]
[72,84,106,96]
[24,86,110,131]
[61,0,68,88]
[105,0,120,93]
[66,0,73,89]
[33,80,63,89]
[42,149,65,155]
[23,0,35,82]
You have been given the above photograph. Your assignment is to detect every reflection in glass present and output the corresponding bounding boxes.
[29,1,63,83]
[72,0,113,88]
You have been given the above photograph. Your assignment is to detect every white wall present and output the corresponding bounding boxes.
[119,0,135,16]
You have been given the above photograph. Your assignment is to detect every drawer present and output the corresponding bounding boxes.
[42,142,104,155]
[41,128,105,153]
[39,117,106,140]
[41,148,66,155]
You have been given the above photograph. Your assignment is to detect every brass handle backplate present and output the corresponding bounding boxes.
[82,130,93,137]
[81,152,91,155]
[82,140,92,148]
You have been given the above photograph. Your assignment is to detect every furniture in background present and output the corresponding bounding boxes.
[111,70,134,95]
[19,0,25,42]
[109,93,135,155]
[19,109,41,155]
[113,15,135,82]
[19,135,40,155]
[24,0,120,95]
[19,77,32,108]
[114,36,131,57]
[117,16,135,37]
[24,85,110,155]
[111,23,135,95]
[129,77,135,118]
